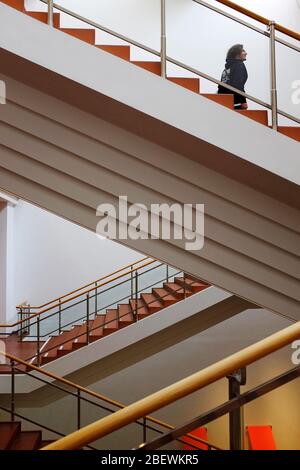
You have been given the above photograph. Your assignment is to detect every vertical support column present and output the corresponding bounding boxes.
[227,368,246,450]
[48,0,54,27]
[161,0,167,78]
[269,21,278,130]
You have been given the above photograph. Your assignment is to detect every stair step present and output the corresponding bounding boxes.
[278,126,300,142]
[0,422,21,450]
[236,110,268,126]
[131,61,161,75]
[175,276,208,294]
[152,288,178,306]
[2,0,24,11]
[167,77,200,93]
[103,309,119,334]
[26,11,60,28]
[130,299,150,319]
[57,325,86,356]
[118,304,134,326]
[202,93,234,109]
[97,45,130,61]
[72,323,93,349]
[90,314,105,339]
[10,431,41,450]
[163,282,186,299]
[140,293,163,313]
[59,28,96,45]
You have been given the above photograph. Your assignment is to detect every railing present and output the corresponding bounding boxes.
[41,0,300,132]
[41,319,300,450]
[0,256,188,366]
[0,352,221,451]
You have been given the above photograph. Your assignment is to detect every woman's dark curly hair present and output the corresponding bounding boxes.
[226,44,244,60]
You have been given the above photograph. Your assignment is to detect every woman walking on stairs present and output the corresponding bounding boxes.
[218,44,248,110]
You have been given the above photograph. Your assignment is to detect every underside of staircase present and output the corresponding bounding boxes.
[1,0,299,141]
[0,275,209,370]
[0,1,299,322]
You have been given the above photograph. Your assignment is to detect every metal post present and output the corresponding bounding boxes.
[58,299,62,335]
[135,271,138,321]
[161,0,167,78]
[269,21,278,130]
[18,308,23,337]
[183,273,187,299]
[130,265,134,298]
[95,282,98,316]
[11,360,15,422]
[77,390,81,430]
[227,368,246,450]
[48,0,54,27]
[143,417,147,444]
[36,315,41,367]
[86,293,90,344]
[166,265,169,283]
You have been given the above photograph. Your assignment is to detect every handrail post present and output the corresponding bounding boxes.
[143,417,147,444]
[95,282,98,316]
[58,299,62,334]
[77,390,81,430]
[161,0,167,78]
[10,359,15,421]
[86,293,90,344]
[227,368,246,450]
[135,271,138,322]
[36,315,41,367]
[48,0,54,27]
[166,265,169,283]
[269,21,278,130]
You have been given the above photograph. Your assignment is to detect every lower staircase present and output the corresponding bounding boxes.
[1,0,300,142]
[39,275,208,366]
[0,421,53,450]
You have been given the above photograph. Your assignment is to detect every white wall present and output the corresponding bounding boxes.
[11,200,142,314]
[25,0,300,123]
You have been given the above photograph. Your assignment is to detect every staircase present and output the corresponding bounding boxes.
[1,0,299,141]
[0,421,53,450]
[39,275,208,366]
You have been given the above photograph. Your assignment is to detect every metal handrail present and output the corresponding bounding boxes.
[16,256,150,311]
[140,364,300,450]
[41,0,300,131]
[1,352,220,451]
[0,257,154,328]
[214,0,300,41]
[41,319,300,450]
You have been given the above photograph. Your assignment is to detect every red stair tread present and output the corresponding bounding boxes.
[26,11,60,28]
[1,0,24,11]
[10,431,41,450]
[118,304,134,326]
[236,109,268,126]
[57,325,87,354]
[104,309,118,333]
[247,425,277,450]
[278,126,300,142]
[97,45,130,61]
[152,288,178,306]
[130,299,150,318]
[140,293,163,313]
[167,77,200,93]
[164,282,185,298]
[0,422,21,450]
[59,28,96,44]
[90,314,105,338]
[131,61,161,75]
[202,93,234,109]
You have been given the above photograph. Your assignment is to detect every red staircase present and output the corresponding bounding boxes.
[2,0,300,142]
[39,275,208,366]
[0,421,53,450]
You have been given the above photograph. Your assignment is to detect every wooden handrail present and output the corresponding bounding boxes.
[16,256,151,310]
[0,258,155,328]
[2,352,220,450]
[42,320,300,450]
[215,0,300,41]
